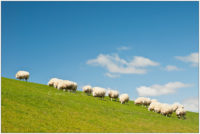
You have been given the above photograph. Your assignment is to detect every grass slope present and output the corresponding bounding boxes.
[1,77,199,133]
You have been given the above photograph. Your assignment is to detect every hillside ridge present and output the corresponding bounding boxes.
[1,77,199,133]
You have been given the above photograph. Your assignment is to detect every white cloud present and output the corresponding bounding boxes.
[129,56,159,67]
[165,65,181,71]
[117,46,131,51]
[87,54,159,75]
[136,82,191,97]
[182,97,199,112]
[105,73,120,78]
[175,52,199,67]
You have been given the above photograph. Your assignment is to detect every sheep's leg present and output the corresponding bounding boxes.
[63,89,66,92]
[111,98,113,101]
[183,116,186,120]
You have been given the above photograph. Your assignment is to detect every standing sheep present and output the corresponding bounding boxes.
[160,103,173,117]
[134,97,145,105]
[15,71,30,81]
[92,87,106,100]
[61,80,77,92]
[108,90,119,101]
[171,103,184,112]
[148,102,160,112]
[119,94,129,104]
[83,85,93,94]
[135,97,151,106]
[48,78,59,87]
[176,108,186,119]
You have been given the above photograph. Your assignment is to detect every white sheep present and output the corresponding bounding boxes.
[176,108,186,119]
[15,71,30,81]
[48,78,59,87]
[148,102,160,111]
[108,90,119,101]
[53,79,63,89]
[92,87,106,99]
[71,82,77,92]
[119,94,129,104]
[160,103,173,117]
[171,103,184,112]
[135,97,151,106]
[143,98,151,106]
[83,85,93,94]
[154,103,162,113]
[57,80,67,90]
[134,97,145,105]
[59,80,77,92]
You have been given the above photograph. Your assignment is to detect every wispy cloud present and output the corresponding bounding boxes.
[165,65,181,71]
[136,82,191,97]
[105,73,120,78]
[175,52,198,67]
[117,46,131,51]
[182,97,199,112]
[86,54,159,76]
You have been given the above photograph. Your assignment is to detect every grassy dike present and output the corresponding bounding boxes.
[1,77,199,132]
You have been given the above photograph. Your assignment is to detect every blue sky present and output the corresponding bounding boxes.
[2,2,199,112]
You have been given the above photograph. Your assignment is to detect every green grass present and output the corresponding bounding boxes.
[1,77,199,133]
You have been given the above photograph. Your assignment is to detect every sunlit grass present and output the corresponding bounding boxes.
[1,77,199,132]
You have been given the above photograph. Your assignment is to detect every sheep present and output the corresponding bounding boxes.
[134,97,145,105]
[53,79,63,89]
[15,71,30,81]
[160,103,173,117]
[143,98,151,107]
[171,103,184,112]
[134,97,151,106]
[119,94,129,104]
[154,103,162,113]
[148,102,160,111]
[71,82,77,92]
[92,87,106,99]
[83,85,93,94]
[48,78,59,87]
[57,80,67,90]
[58,80,77,92]
[108,90,119,101]
[176,108,186,119]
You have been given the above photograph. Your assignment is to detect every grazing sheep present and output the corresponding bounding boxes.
[172,103,184,112]
[176,108,186,119]
[154,103,162,113]
[148,102,160,111]
[135,97,151,106]
[61,80,77,92]
[53,79,63,89]
[15,71,30,81]
[57,80,67,90]
[83,85,93,94]
[108,90,119,101]
[48,78,77,92]
[92,87,106,99]
[134,97,145,105]
[160,103,173,117]
[119,94,129,104]
[143,98,151,107]
[48,78,59,87]
[71,82,77,92]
